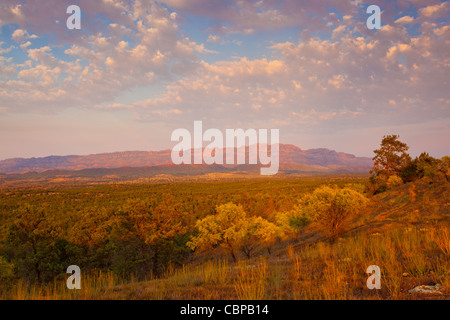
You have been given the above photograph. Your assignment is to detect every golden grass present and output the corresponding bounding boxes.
[165,259,231,288]
[4,269,127,300]
[234,259,267,300]
[430,225,450,256]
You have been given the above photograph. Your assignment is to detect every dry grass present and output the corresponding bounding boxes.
[2,181,449,300]
[234,259,268,300]
[3,223,448,300]
[430,225,450,256]
[4,270,126,300]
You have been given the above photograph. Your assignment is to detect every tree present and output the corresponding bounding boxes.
[387,175,403,189]
[300,186,368,240]
[240,216,281,258]
[398,157,419,183]
[187,202,247,262]
[117,199,186,277]
[415,152,441,180]
[251,217,281,255]
[188,203,282,260]
[275,205,309,239]
[399,153,449,183]
[371,135,410,178]
[6,204,77,283]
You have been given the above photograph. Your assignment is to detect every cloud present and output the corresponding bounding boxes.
[0,0,134,44]
[418,2,449,19]
[11,29,38,43]
[99,16,449,136]
[161,0,362,35]
[395,16,415,25]
[0,0,213,113]
[0,42,13,54]
[0,0,448,153]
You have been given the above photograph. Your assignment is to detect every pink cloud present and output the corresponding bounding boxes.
[0,0,448,159]
[419,2,449,19]
[0,1,210,113]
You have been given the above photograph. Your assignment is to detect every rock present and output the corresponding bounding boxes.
[408,284,443,295]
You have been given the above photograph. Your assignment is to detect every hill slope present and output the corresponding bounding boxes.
[91,180,450,300]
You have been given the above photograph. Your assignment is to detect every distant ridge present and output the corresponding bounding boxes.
[0,144,373,174]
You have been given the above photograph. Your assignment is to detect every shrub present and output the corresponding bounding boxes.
[300,186,368,240]
[366,175,387,195]
[187,203,248,262]
[387,175,403,189]
[274,206,309,239]
[188,203,284,260]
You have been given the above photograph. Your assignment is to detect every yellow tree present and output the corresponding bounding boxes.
[239,216,281,259]
[300,186,368,240]
[251,217,282,255]
[187,202,247,262]
[274,205,309,240]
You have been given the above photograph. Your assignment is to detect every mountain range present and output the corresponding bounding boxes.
[0,144,373,176]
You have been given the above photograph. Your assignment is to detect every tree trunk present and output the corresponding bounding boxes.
[230,249,237,263]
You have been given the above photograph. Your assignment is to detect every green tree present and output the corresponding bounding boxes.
[115,199,187,277]
[371,135,410,178]
[6,204,77,283]
[399,153,449,183]
[0,256,16,293]
[415,152,440,179]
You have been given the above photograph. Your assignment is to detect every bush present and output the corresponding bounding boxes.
[300,186,368,240]
[387,175,403,189]
[274,205,310,239]
[188,203,283,260]
[399,159,419,182]
[187,203,248,262]
[366,175,387,195]
[397,153,449,185]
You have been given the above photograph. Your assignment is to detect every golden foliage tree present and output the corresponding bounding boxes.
[300,186,368,240]
[387,175,403,189]
[251,217,281,255]
[188,203,282,261]
[187,202,247,262]
[274,206,309,240]
[240,216,282,258]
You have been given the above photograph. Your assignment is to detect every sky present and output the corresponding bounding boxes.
[0,0,449,160]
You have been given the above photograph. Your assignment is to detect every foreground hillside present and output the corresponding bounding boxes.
[91,179,449,300]
[2,177,448,300]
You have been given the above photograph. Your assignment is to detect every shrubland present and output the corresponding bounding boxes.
[0,135,448,300]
